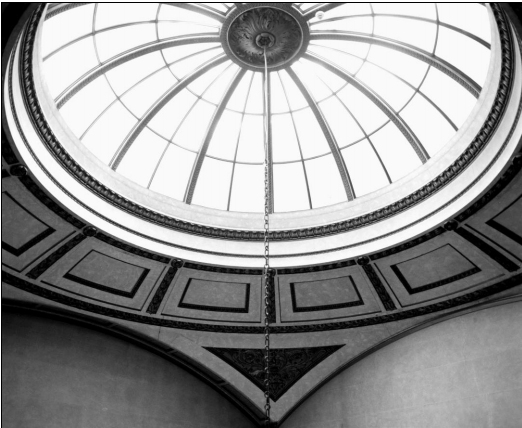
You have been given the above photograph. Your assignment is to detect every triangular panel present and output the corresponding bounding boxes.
[204,345,344,401]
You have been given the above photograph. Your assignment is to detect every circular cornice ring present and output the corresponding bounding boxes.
[16,3,516,243]
[221,3,310,72]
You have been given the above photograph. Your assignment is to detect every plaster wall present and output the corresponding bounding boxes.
[281,300,522,428]
[1,311,256,428]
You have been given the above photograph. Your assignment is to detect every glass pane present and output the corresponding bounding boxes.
[161,43,221,65]
[121,68,177,118]
[366,45,429,87]
[305,155,347,208]
[149,144,196,200]
[272,114,301,163]
[301,59,347,93]
[372,3,436,19]
[421,68,476,128]
[95,3,158,30]
[229,164,264,213]
[59,77,116,137]
[187,61,229,97]
[374,16,437,52]
[226,71,253,112]
[312,16,373,34]
[235,115,264,163]
[203,64,240,104]
[116,127,166,188]
[148,89,198,140]
[400,94,456,157]
[308,44,364,76]
[356,62,415,111]
[244,72,264,114]
[311,40,369,62]
[105,52,166,96]
[342,140,389,197]
[43,36,99,98]
[311,3,371,22]
[292,109,331,159]
[157,22,218,39]
[437,3,491,44]
[159,4,222,26]
[271,72,290,114]
[192,158,233,210]
[207,110,243,161]
[337,85,388,135]
[319,97,364,149]
[169,49,222,79]
[292,62,332,101]
[278,70,309,111]
[173,101,216,151]
[371,122,423,182]
[435,26,490,87]
[95,23,157,63]
[42,4,95,58]
[273,163,310,212]
[82,101,137,164]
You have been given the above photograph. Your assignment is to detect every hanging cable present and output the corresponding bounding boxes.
[262,46,272,427]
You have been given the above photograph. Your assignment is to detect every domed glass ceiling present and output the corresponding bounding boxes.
[41,3,491,214]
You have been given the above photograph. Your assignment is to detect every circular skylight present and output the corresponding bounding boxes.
[41,3,492,214]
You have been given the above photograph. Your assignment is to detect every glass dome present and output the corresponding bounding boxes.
[41,3,491,214]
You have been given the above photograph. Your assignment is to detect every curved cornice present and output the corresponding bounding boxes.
[16,3,517,243]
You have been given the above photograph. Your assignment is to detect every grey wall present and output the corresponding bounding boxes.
[282,300,522,428]
[1,311,256,428]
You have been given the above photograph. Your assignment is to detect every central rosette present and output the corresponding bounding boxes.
[225,6,306,70]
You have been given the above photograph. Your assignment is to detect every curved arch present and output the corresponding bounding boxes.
[2,299,264,425]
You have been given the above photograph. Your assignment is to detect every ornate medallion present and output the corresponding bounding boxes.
[224,5,308,70]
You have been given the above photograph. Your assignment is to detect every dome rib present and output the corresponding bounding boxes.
[109,53,228,170]
[309,31,481,97]
[304,51,430,164]
[286,67,355,201]
[185,68,247,204]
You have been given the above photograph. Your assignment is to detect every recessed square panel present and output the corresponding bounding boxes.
[179,278,250,313]
[64,250,149,297]
[1,192,55,257]
[391,244,479,294]
[278,266,382,323]
[290,276,363,312]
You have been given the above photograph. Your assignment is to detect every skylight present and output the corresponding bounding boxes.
[41,3,492,214]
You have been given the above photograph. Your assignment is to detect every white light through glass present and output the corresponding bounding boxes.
[42,3,492,213]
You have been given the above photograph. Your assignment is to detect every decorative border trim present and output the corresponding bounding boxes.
[3,270,522,333]
[361,263,397,311]
[178,279,250,313]
[290,275,363,312]
[146,260,182,314]
[26,232,86,279]
[17,4,516,242]
[63,250,149,298]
